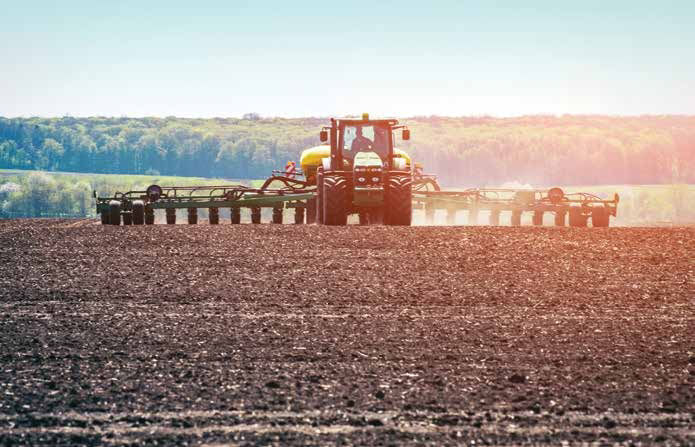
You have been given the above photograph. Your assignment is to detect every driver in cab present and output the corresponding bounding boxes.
[350,127,373,152]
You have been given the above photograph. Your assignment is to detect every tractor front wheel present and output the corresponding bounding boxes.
[385,174,412,226]
[322,175,348,226]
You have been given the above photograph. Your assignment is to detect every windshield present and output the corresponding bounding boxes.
[341,124,389,159]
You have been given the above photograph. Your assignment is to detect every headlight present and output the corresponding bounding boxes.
[358,177,366,183]
[372,177,380,182]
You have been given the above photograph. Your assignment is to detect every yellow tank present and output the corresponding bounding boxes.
[299,145,412,183]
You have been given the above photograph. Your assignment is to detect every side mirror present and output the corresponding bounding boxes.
[319,130,328,142]
[402,129,410,140]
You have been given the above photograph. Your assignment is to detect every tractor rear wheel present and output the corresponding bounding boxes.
[591,207,610,227]
[122,213,133,226]
[132,200,145,225]
[554,211,566,227]
[385,174,412,226]
[323,175,348,226]
[569,207,587,227]
[100,211,110,225]
[108,201,121,226]
[305,198,316,224]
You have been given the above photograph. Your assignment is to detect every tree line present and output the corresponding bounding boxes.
[1,115,694,186]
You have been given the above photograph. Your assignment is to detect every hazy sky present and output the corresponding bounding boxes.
[1,0,694,117]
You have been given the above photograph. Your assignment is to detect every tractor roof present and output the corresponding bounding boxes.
[336,118,399,127]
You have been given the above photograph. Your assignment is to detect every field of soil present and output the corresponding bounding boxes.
[0,219,693,445]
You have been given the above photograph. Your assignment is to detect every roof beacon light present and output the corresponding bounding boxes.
[362,113,369,121]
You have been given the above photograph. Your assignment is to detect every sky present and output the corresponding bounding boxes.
[1,0,694,118]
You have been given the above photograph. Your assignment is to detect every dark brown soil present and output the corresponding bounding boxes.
[0,219,693,445]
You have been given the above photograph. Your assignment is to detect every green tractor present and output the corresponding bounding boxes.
[304,114,413,226]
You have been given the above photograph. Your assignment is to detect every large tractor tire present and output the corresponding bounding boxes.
[132,200,145,225]
[591,207,610,227]
[569,207,587,227]
[554,211,566,227]
[108,201,121,226]
[100,211,110,225]
[316,169,325,225]
[322,175,348,226]
[385,174,412,226]
[122,213,133,226]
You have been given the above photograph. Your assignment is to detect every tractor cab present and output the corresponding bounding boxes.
[319,113,410,172]
[311,114,413,226]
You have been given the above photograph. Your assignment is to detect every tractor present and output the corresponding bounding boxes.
[94,115,619,227]
[299,114,413,226]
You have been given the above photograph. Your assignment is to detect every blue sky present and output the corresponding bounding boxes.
[1,0,694,117]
